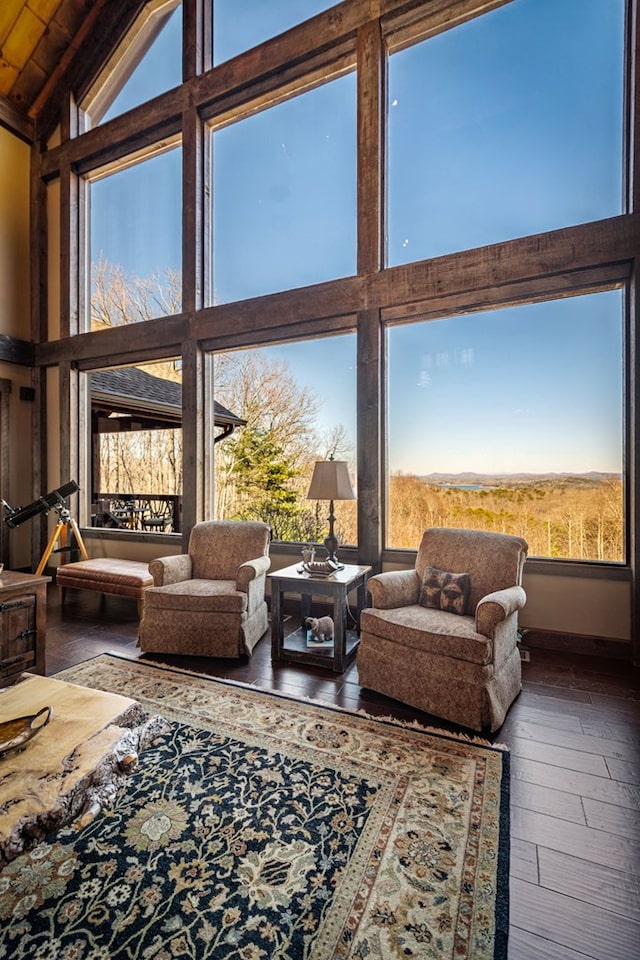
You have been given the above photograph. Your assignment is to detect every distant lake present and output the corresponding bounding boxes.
[438,483,487,490]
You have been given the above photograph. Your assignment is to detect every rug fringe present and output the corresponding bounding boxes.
[59,654,507,751]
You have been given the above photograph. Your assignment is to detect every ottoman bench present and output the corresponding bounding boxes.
[56,558,154,616]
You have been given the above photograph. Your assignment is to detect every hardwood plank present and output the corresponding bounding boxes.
[520,685,640,722]
[583,797,640,841]
[511,808,640,877]
[579,690,640,712]
[510,877,640,960]
[502,717,640,763]
[510,837,538,884]
[512,756,640,811]
[560,697,640,725]
[605,755,640,786]
[503,700,584,732]
[508,924,612,960]
[510,778,586,824]
[538,846,640,922]
[509,735,610,777]
[580,717,640,745]
[517,682,594,705]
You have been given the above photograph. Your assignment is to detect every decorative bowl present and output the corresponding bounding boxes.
[0,706,53,758]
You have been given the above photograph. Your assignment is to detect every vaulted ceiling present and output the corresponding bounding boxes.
[0,0,143,142]
[0,1,97,115]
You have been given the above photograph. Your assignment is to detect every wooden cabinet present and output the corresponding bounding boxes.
[0,571,51,687]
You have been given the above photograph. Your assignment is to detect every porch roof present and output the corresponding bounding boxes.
[90,367,246,432]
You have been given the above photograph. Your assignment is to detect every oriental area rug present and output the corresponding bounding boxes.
[0,655,510,960]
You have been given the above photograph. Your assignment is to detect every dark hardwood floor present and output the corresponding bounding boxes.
[44,589,640,960]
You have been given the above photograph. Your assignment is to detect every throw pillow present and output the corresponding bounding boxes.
[420,566,470,615]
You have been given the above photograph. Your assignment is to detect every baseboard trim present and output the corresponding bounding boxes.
[522,628,632,661]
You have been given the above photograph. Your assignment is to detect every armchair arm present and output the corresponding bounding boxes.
[149,554,193,587]
[367,569,421,609]
[236,555,271,592]
[475,585,526,637]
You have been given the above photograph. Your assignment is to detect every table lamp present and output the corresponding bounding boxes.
[306,455,356,564]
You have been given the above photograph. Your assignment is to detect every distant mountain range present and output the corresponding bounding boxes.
[418,472,620,487]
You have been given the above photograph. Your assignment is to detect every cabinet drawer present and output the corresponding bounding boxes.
[0,594,37,664]
[0,650,36,679]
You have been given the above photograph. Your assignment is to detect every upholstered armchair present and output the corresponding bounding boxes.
[357,528,528,732]
[139,520,271,658]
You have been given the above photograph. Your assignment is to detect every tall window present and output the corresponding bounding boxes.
[213,0,336,65]
[211,74,357,305]
[81,1,182,127]
[211,335,356,544]
[388,0,625,265]
[386,290,624,562]
[90,360,183,533]
[88,145,182,330]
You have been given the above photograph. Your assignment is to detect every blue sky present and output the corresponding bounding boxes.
[91,0,625,476]
[388,290,623,475]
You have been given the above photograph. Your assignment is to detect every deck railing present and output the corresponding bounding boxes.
[92,493,182,533]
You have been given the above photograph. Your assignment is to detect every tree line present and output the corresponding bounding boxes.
[388,473,623,561]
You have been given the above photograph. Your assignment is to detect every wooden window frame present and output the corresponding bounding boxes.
[26,0,640,663]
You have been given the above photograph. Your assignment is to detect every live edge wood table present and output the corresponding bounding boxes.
[269,562,371,673]
[0,673,167,867]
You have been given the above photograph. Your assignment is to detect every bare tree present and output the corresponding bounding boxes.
[90,264,358,540]
[91,256,181,327]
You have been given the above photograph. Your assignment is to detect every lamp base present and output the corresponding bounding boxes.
[322,546,344,570]
[323,501,345,568]
[323,532,339,564]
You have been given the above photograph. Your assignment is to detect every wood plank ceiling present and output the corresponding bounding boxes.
[0,1,95,113]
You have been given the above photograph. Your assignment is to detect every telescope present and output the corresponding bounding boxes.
[2,481,80,529]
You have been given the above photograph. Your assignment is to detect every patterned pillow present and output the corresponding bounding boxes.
[420,566,470,615]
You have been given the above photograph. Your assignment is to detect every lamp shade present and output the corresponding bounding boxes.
[306,460,356,501]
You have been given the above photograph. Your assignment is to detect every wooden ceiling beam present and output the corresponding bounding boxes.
[34,0,145,143]
[0,92,34,142]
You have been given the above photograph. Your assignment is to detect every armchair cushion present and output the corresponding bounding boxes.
[420,566,470,615]
[360,605,492,666]
[142,579,246,613]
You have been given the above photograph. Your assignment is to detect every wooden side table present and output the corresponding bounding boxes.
[0,571,51,687]
[268,563,371,673]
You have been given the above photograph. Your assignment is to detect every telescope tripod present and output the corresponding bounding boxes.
[35,507,89,576]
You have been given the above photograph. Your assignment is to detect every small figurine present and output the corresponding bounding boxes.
[305,615,334,642]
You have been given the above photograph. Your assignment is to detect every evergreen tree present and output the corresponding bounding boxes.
[229,426,316,540]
